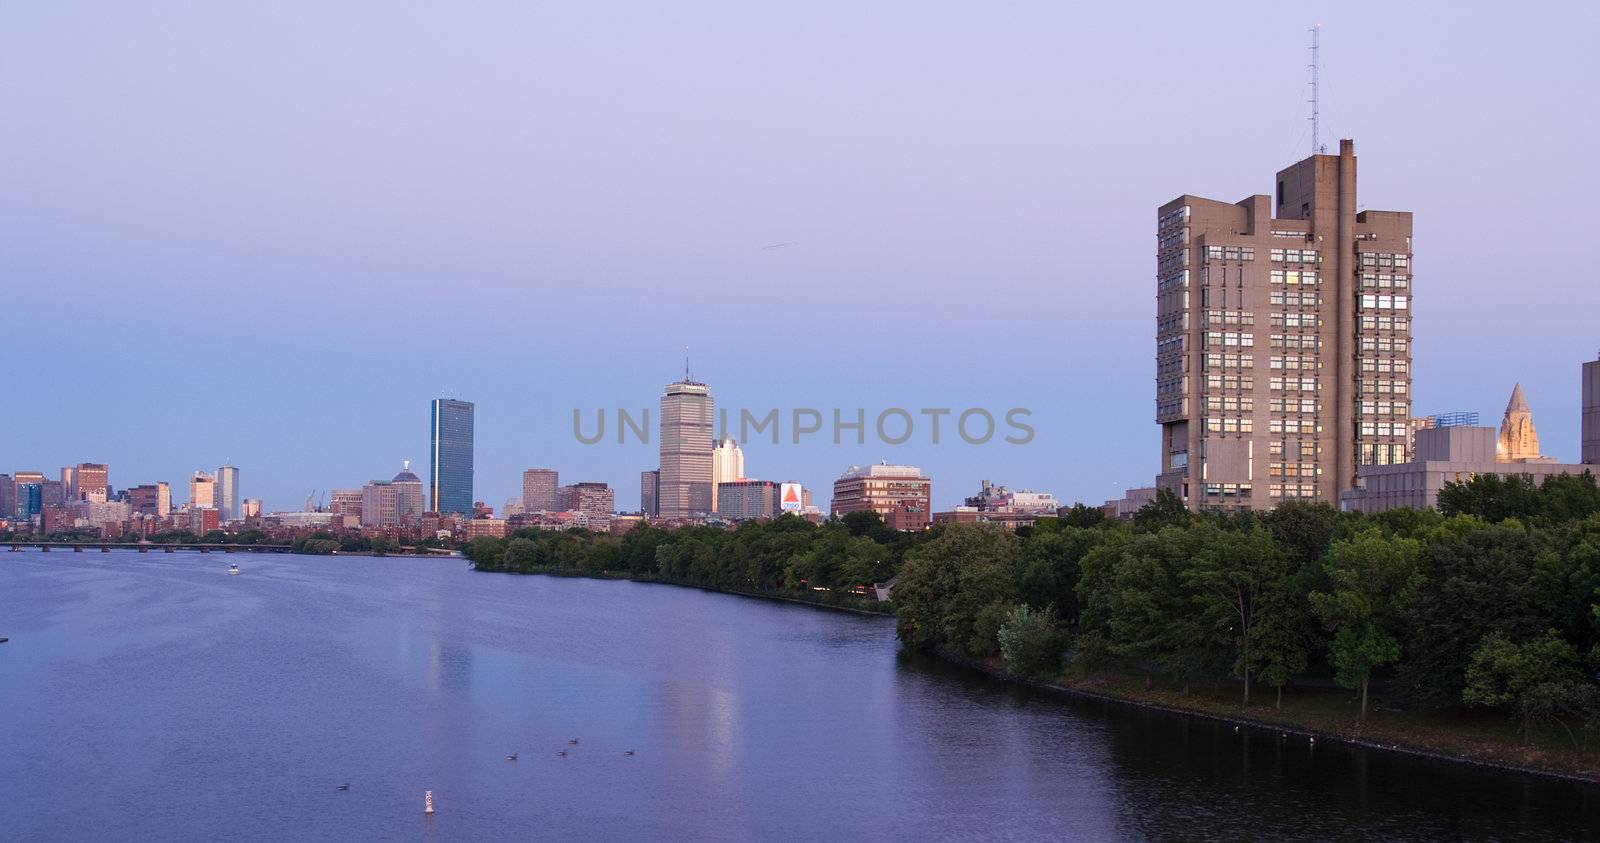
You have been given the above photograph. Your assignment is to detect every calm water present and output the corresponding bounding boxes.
[2,550,1598,841]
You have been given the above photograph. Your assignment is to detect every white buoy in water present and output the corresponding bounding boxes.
[424,790,434,814]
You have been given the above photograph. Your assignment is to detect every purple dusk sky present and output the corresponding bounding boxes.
[2,1,1596,512]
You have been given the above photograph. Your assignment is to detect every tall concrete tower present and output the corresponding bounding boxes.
[1583,356,1600,465]
[1154,139,1413,511]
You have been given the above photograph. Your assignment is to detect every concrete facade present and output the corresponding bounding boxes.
[1157,139,1413,512]
[1340,425,1592,513]
[1585,358,1600,465]
[521,468,559,512]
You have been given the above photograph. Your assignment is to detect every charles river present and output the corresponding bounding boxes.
[3,551,1598,841]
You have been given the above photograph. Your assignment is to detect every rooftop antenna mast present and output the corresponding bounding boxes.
[1309,24,1325,155]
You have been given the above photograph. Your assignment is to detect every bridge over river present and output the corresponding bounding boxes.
[6,541,294,554]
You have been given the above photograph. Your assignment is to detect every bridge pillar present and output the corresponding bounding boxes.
[199,547,208,554]
[163,546,174,553]
[41,545,50,552]
[73,545,83,553]
[139,546,148,553]
[224,547,234,554]
[101,546,110,552]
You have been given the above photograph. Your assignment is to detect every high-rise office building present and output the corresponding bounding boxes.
[126,483,172,517]
[710,437,744,514]
[215,465,240,521]
[640,469,659,517]
[556,482,614,531]
[362,462,426,528]
[658,378,713,518]
[1155,139,1413,511]
[521,468,559,512]
[0,474,13,518]
[189,471,216,511]
[1584,356,1600,465]
[429,398,475,515]
[15,472,45,519]
[63,463,109,502]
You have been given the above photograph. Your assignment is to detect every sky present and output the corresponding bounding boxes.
[3,1,1597,512]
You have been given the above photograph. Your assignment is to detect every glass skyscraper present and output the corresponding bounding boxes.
[429,398,475,516]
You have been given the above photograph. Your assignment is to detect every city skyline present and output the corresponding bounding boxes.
[3,4,1596,513]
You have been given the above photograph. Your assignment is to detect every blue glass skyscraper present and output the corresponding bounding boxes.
[429,398,475,516]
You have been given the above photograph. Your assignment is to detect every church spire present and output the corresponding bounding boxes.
[1497,383,1541,462]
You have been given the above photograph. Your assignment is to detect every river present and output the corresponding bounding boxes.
[1,550,1597,841]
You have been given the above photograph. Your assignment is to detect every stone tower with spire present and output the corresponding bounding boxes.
[1496,383,1542,462]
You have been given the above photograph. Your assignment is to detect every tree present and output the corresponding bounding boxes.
[1398,519,1548,707]
[1464,630,1597,746]
[1104,526,1224,692]
[1132,488,1189,531]
[464,536,506,568]
[1016,526,1101,625]
[1262,500,1337,573]
[1183,526,1289,707]
[893,525,1020,656]
[1310,528,1423,721]
[998,604,1065,679]
[1250,586,1310,710]
[502,537,539,570]
[1057,503,1109,529]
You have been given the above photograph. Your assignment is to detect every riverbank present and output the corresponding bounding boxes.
[471,564,894,616]
[936,650,1600,786]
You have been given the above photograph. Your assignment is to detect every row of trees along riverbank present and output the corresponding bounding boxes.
[462,511,937,613]
[898,472,1600,754]
[465,470,1600,756]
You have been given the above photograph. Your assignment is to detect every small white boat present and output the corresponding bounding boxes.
[228,563,240,575]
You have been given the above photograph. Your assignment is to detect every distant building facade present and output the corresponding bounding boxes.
[125,482,172,517]
[362,463,426,528]
[710,437,744,514]
[640,470,659,518]
[329,490,364,520]
[215,465,240,521]
[962,480,1059,514]
[429,398,475,516]
[467,518,509,539]
[659,379,713,519]
[189,471,216,512]
[830,463,931,531]
[1584,357,1600,465]
[521,468,559,512]
[66,463,109,502]
[1341,425,1594,514]
[558,482,614,532]
[1343,385,1592,513]
[188,507,220,534]
[717,479,779,521]
[1102,487,1158,521]
[14,472,45,519]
